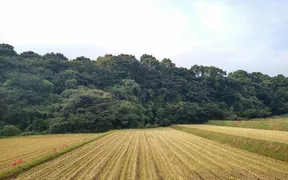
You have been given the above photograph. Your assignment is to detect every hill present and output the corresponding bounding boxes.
[0,43,288,135]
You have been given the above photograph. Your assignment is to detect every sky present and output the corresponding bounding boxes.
[0,0,287,76]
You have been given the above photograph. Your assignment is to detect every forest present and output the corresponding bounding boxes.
[0,43,287,136]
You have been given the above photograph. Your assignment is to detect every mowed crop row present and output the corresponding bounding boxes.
[177,124,288,143]
[206,118,288,131]
[0,134,100,172]
[15,128,288,180]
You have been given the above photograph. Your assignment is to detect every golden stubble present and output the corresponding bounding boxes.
[0,133,99,172]
[178,124,288,143]
[15,128,288,180]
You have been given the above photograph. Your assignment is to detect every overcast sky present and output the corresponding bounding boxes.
[1,0,287,76]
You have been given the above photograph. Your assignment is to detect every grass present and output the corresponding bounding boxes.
[206,117,288,131]
[172,125,288,162]
[0,131,113,180]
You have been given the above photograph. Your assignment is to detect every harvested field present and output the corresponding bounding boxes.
[14,128,288,180]
[177,124,288,143]
[0,134,101,172]
[172,125,288,161]
[206,118,288,131]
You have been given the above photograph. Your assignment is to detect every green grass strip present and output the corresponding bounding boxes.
[171,125,288,162]
[0,131,113,180]
[206,119,288,131]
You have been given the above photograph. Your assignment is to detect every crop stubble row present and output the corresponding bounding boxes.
[178,124,288,143]
[0,134,97,171]
[15,128,288,180]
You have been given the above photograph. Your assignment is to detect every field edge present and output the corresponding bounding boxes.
[206,119,288,131]
[171,125,288,162]
[0,131,113,180]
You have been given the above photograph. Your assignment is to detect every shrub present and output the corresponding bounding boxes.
[0,125,21,137]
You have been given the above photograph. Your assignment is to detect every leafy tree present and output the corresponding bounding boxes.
[140,54,160,69]
[161,58,175,69]
[20,51,41,59]
[110,79,141,103]
[0,43,287,136]
[0,125,21,137]
[75,56,91,61]
[43,52,68,61]
[0,44,17,56]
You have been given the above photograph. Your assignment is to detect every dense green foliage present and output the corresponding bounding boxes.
[0,43,288,134]
[0,125,21,137]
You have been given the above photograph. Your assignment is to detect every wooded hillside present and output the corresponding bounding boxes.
[0,43,287,135]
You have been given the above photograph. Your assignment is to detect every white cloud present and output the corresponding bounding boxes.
[194,1,228,30]
[0,0,185,58]
[0,0,287,76]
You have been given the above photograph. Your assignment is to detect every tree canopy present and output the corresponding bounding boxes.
[0,43,287,135]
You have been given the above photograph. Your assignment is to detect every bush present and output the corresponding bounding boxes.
[48,122,66,134]
[144,123,158,128]
[0,121,4,129]
[158,118,172,126]
[0,125,21,137]
[281,113,288,117]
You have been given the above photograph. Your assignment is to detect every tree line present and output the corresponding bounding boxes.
[0,43,287,136]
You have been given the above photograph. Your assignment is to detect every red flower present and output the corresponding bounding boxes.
[11,162,17,167]
[17,159,23,164]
